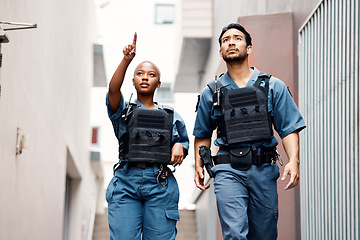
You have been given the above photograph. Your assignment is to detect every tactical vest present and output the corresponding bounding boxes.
[119,103,173,164]
[208,73,273,144]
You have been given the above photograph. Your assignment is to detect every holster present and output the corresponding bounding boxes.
[199,145,215,178]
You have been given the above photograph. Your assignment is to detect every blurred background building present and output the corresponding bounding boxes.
[0,0,359,240]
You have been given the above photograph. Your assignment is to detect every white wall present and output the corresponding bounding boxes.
[0,0,98,239]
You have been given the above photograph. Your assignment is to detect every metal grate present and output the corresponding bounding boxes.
[298,0,359,239]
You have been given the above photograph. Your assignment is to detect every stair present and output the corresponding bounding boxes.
[92,209,198,240]
[92,211,110,240]
[177,209,198,240]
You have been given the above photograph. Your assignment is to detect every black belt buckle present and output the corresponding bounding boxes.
[135,162,147,169]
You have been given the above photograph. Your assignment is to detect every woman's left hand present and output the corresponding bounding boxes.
[170,143,184,167]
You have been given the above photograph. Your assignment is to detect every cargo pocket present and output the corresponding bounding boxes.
[105,177,118,203]
[165,209,180,222]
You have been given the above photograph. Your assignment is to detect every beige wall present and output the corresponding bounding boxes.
[0,0,99,239]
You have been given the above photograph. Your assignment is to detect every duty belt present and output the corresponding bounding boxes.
[113,161,169,187]
[213,148,277,165]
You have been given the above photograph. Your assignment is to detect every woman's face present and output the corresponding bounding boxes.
[133,62,161,96]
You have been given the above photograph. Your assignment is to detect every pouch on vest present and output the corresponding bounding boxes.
[229,147,252,171]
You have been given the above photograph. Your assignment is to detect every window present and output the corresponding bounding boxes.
[155,4,175,24]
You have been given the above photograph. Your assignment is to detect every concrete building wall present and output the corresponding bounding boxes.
[182,0,212,38]
[0,0,98,239]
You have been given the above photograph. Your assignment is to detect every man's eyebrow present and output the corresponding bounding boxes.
[222,34,243,40]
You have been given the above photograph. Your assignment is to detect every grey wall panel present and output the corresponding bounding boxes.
[298,0,360,239]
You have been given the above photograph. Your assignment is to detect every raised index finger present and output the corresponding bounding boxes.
[132,32,137,47]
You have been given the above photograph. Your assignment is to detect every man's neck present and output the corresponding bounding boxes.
[226,61,253,88]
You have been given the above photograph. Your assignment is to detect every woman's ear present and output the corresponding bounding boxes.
[157,80,161,88]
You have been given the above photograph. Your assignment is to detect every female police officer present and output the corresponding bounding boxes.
[105,32,189,240]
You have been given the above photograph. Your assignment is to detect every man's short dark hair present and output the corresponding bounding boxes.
[218,23,252,47]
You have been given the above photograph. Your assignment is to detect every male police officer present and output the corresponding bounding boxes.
[193,23,306,240]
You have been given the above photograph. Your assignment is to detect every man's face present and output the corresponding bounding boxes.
[133,62,161,95]
[219,28,252,63]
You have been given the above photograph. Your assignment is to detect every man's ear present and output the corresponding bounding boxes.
[132,78,135,86]
[247,45,253,55]
[219,49,222,58]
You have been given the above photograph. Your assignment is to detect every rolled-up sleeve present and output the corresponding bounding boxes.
[173,111,189,151]
[270,79,306,139]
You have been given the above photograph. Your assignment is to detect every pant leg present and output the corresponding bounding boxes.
[142,167,180,240]
[213,165,250,240]
[247,164,280,240]
[106,168,143,240]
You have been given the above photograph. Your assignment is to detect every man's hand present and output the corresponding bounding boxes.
[170,143,184,167]
[281,160,299,190]
[281,132,300,190]
[194,137,212,190]
[195,165,210,190]
[123,32,137,60]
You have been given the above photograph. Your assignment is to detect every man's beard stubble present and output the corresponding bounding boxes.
[222,52,248,64]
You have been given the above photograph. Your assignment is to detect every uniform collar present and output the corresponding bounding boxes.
[134,99,160,109]
[220,67,260,88]
[246,67,260,86]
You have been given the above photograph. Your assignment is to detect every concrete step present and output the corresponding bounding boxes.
[176,209,198,240]
[92,212,110,240]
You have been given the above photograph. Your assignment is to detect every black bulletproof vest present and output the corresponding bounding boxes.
[119,104,173,164]
[208,73,273,144]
